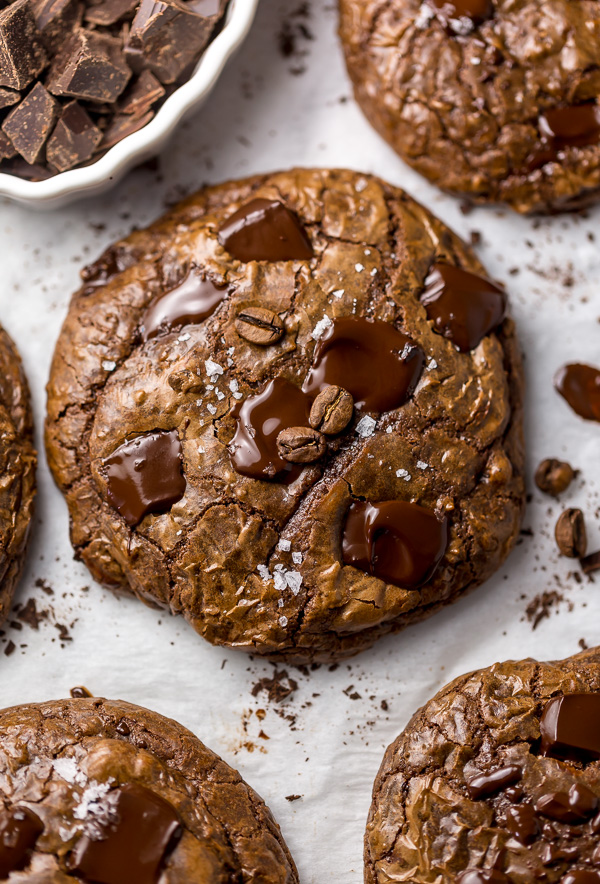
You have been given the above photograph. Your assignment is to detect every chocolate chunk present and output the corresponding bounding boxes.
[2,82,59,164]
[218,198,314,262]
[0,155,52,179]
[234,306,285,346]
[229,378,311,481]
[85,0,138,27]
[69,784,181,884]
[504,803,539,845]
[142,272,227,340]
[555,363,600,422]
[466,765,522,800]
[535,783,598,824]
[0,807,43,877]
[421,263,506,353]
[276,426,326,463]
[99,109,153,150]
[0,87,19,109]
[125,0,214,85]
[33,0,82,53]
[309,385,354,435]
[47,30,131,103]
[46,100,102,171]
[540,693,600,762]
[342,499,448,588]
[429,0,493,24]
[70,685,92,697]
[0,0,47,90]
[102,429,186,527]
[540,104,600,151]
[534,458,576,497]
[456,873,508,884]
[580,550,600,575]
[119,69,165,117]
[555,508,587,558]
[303,317,424,413]
[0,130,16,160]
[562,873,600,884]
[186,0,223,14]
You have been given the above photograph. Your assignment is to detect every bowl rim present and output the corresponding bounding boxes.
[0,0,259,204]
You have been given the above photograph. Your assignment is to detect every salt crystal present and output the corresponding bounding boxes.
[417,461,428,470]
[73,781,112,821]
[386,426,393,434]
[278,598,284,608]
[427,357,437,370]
[312,314,332,340]
[102,360,116,372]
[278,539,291,552]
[396,469,411,481]
[292,551,303,565]
[332,289,344,298]
[285,571,302,595]
[229,379,239,393]
[205,359,223,377]
[257,565,271,581]
[207,403,217,415]
[371,268,378,276]
[355,263,364,272]
[53,758,85,786]
[356,415,376,437]
[414,2,434,27]
[216,391,225,401]
[355,178,368,193]
[178,333,190,342]
[274,572,287,591]
[279,615,288,627]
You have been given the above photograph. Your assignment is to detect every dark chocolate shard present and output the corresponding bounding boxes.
[99,109,154,150]
[0,87,19,109]
[46,100,102,171]
[47,29,131,103]
[125,0,214,85]
[2,82,59,163]
[0,0,47,90]
[0,130,16,160]
[540,692,600,762]
[33,0,82,53]
[119,69,165,117]
[218,198,314,262]
[85,0,138,27]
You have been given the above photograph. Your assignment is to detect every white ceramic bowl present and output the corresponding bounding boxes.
[0,0,259,209]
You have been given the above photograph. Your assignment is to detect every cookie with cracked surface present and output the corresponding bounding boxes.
[339,0,600,213]
[365,647,600,884]
[45,168,524,662]
[0,324,36,627]
[0,695,298,883]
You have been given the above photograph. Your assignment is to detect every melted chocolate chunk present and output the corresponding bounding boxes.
[0,807,43,877]
[456,871,508,884]
[555,364,600,422]
[70,784,181,884]
[141,272,227,340]
[540,104,600,151]
[229,378,311,481]
[342,500,448,589]
[562,873,600,884]
[504,802,539,845]
[421,263,506,353]
[102,430,186,527]
[535,783,598,824]
[540,693,600,762]
[218,198,314,263]
[466,765,521,800]
[302,317,424,413]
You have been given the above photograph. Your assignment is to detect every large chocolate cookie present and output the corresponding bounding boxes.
[339,0,600,214]
[0,324,36,627]
[0,695,298,882]
[46,168,524,661]
[366,648,600,884]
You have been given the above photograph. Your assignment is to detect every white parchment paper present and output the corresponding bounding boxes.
[1,1,600,880]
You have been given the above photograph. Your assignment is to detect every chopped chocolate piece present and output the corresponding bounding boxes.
[2,82,59,163]
[540,104,600,151]
[119,68,164,117]
[534,458,576,497]
[466,765,522,800]
[99,109,153,150]
[0,807,43,877]
[540,693,600,762]
[46,101,102,171]
[580,550,600,575]
[0,87,19,109]
[504,803,540,845]
[125,0,214,85]
[0,155,52,179]
[85,0,137,26]
[33,0,82,53]
[219,198,314,262]
[47,30,131,104]
[555,363,600,422]
[0,0,47,90]
[0,130,16,160]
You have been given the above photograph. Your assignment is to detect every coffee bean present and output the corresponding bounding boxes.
[276,427,326,463]
[535,458,576,496]
[235,306,284,345]
[555,508,587,558]
[309,385,354,435]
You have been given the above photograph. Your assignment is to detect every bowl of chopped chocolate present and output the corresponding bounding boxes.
[0,0,258,206]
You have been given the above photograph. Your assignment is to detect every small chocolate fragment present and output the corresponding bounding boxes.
[47,30,131,104]
[102,429,186,527]
[0,807,44,877]
[504,803,539,845]
[186,0,223,14]
[580,550,600,575]
[119,68,165,117]
[125,0,214,85]
[99,109,153,150]
[85,0,138,27]
[276,426,326,464]
[0,87,19,109]
[303,317,424,413]
[70,685,92,697]
[235,306,284,346]
[69,783,181,884]
[456,872,508,884]
[466,765,521,800]
[218,198,314,263]
[0,0,47,90]
[534,458,576,497]
[309,385,353,435]
[535,783,598,824]
[555,508,587,558]
[142,272,227,340]
[342,499,448,589]
[555,363,600,422]
[2,82,59,164]
[33,0,82,53]
[0,130,16,160]
[421,263,506,353]
[429,0,493,25]
[540,692,600,762]
[46,101,102,172]
[540,104,600,151]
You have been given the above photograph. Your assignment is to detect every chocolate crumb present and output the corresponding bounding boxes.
[285,794,302,802]
[251,670,298,704]
[4,640,16,656]
[16,597,48,629]
[525,590,570,630]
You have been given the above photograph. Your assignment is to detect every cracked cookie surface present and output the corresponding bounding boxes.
[339,0,600,213]
[0,325,36,627]
[365,647,600,884]
[0,696,297,882]
[45,168,524,662]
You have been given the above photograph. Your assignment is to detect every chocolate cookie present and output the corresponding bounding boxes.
[339,0,600,213]
[0,324,36,627]
[45,168,524,661]
[366,647,600,884]
[0,695,298,882]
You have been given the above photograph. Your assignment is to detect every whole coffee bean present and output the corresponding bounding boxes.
[309,385,354,435]
[535,458,576,496]
[235,306,284,345]
[276,427,326,463]
[555,508,587,558]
